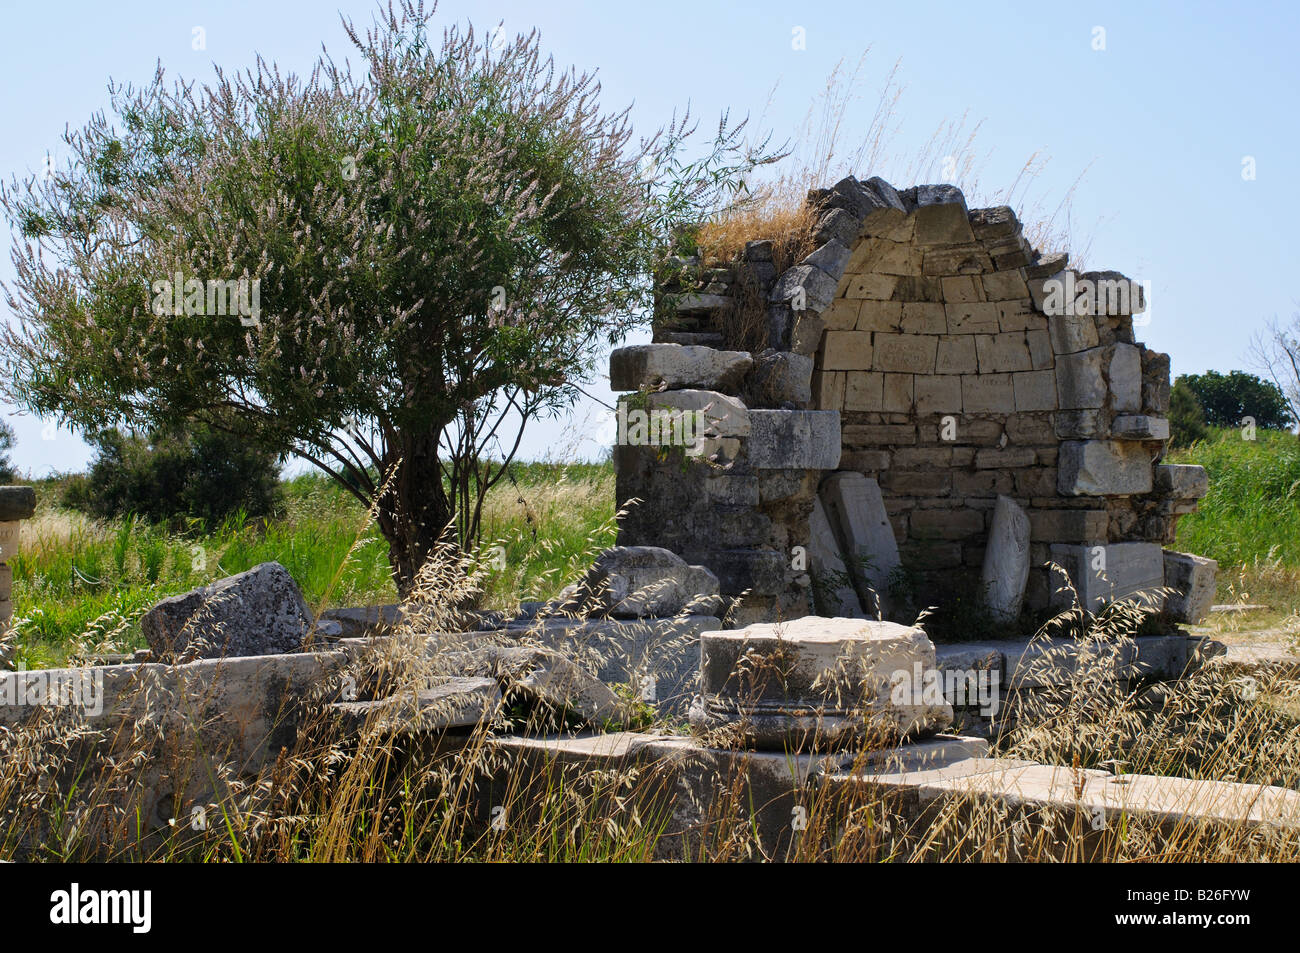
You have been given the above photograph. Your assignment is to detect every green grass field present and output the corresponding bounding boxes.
[5,427,1298,668]
[5,461,616,668]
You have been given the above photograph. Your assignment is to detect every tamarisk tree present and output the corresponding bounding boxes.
[1,2,767,593]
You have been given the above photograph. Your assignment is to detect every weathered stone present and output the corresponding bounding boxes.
[0,523,18,563]
[563,546,721,619]
[873,334,937,374]
[819,473,901,617]
[1109,344,1142,412]
[769,265,838,314]
[962,374,1016,413]
[808,497,865,618]
[485,645,625,727]
[1013,370,1058,411]
[0,487,36,522]
[690,616,952,750]
[1049,542,1166,611]
[801,238,852,276]
[1154,464,1209,499]
[821,330,873,370]
[1111,415,1169,441]
[912,184,975,245]
[673,293,731,313]
[747,410,841,470]
[644,390,750,438]
[1058,440,1153,496]
[1163,551,1218,624]
[319,605,407,639]
[981,496,1030,624]
[328,677,501,735]
[1054,409,1105,439]
[813,208,860,246]
[745,349,814,408]
[1028,508,1108,543]
[609,344,753,392]
[1055,348,1108,409]
[141,562,313,660]
[1047,314,1099,354]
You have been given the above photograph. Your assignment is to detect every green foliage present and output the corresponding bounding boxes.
[1168,379,1208,447]
[1176,370,1293,431]
[0,420,15,483]
[62,427,283,527]
[1171,428,1300,569]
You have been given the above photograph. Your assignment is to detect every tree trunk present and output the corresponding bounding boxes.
[374,432,455,599]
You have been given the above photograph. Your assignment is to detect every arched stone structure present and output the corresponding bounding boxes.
[610,176,1214,630]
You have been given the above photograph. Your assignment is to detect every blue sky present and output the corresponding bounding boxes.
[2,0,1296,476]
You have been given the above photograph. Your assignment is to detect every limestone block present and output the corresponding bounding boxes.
[981,270,1030,301]
[844,371,885,412]
[814,370,846,409]
[1154,464,1209,500]
[900,301,947,334]
[1055,409,1105,439]
[1049,542,1166,611]
[914,375,963,413]
[935,336,978,374]
[975,332,1034,373]
[997,299,1042,332]
[982,496,1031,623]
[819,472,901,617]
[823,298,861,331]
[0,523,18,563]
[883,373,914,413]
[563,546,722,619]
[844,273,899,300]
[1111,415,1170,441]
[769,264,839,313]
[822,330,873,370]
[1163,550,1218,624]
[1028,508,1108,543]
[673,293,731,313]
[945,301,1000,333]
[802,238,852,276]
[746,349,814,407]
[609,344,753,392]
[644,390,750,438]
[1055,348,1108,409]
[0,487,36,521]
[962,374,1016,413]
[940,276,985,303]
[855,299,903,332]
[1047,313,1099,354]
[691,616,952,750]
[913,184,975,245]
[814,208,861,247]
[747,410,842,470]
[0,564,10,602]
[1058,440,1154,496]
[873,334,938,374]
[808,497,865,618]
[1013,370,1058,411]
[1108,344,1142,412]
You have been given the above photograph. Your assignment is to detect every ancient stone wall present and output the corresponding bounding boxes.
[611,176,1215,629]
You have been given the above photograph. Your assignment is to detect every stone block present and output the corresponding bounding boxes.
[1109,344,1142,412]
[996,299,1042,332]
[873,334,938,374]
[823,298,861,331]
[914,375,964,413]
[844,371,885,412]
[935,335,979,374]
[1054,409,1105,439]
[808,497,866,618]
[975,332,1034,373]
[1111,415,1170,441]
[819,472,902,616]
[1049,542,1166,612]
[1013,370,1058,412]
[940,276,985,303]
[855,299,903,332]
[0,523,19,563]
[747,410,842,470]
[691,617,952,750]
[1028,508,1108,543]
[883,373,915,413]
[802,238,852,276]
[1055,348,1108,409]
[564,546,722,619]
[1047,313,1099,354]
[821,330,873,370]
[844,273,899,300]
[945,301,1000,333]
[910,507,984,540]
[746,349,814,407]
[913,184,975,245]
[1163,550,1218,624]
[0,487,36,522]
[981,270,1030,301]
[609,344,753,392]
[962,374,1016,413]
[770,264,838,313]
[982,496,1030,623]
[1058,440,1153,496]
[1154,464,1209,500]
[900,301,947,334]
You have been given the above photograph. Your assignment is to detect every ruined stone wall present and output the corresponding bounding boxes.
[612,176,1214,628]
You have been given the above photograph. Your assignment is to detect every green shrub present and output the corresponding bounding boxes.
[0,420,16,483]
[1169,379,1208,447]
[63,427,284,527]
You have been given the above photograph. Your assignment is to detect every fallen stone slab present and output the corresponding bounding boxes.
[609,344,752,392]
[1049,542,1165,612]
[327,677,501,736]
[560,546,722,619]
[818,473,899,617]
[690,616,952,750]
[808,497,865,618]
[981,496,1029,624]
[457,645,626,729]
[141,561,314,660]
[1209,603,1269,614]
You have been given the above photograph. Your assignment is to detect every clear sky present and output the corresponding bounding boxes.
[2,0,1296,477]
